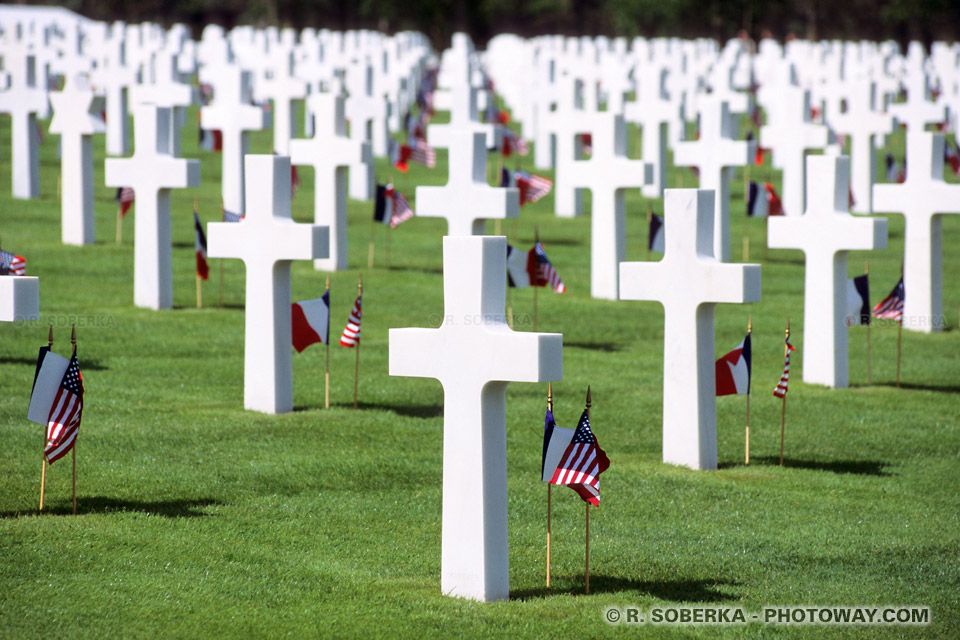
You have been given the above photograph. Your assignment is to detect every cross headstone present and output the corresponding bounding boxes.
[873,131,960,333]
[0,275,39,322]
[200,67,268,215]
[289,93,366,271]
[207,155,329,413]
[0,49,46,199]
[623,61,674,198]
[133,52,195,155]
[49,74,104,246]
[417,130,518,235]
[760,86,828,217]
[828,80,894,213]
[672,98,755,262]
[258,50,307,155]
[92,36,137,157]
[619,189,761,470]
[889,66,946,133]
[561,112,650,299]
[389,235,562,602]
[769,155,887,387]
[429,82,496,148]
[105,104,201,310]
[344,58,379,200]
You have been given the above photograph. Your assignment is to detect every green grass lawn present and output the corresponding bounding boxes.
[0,103,958,639]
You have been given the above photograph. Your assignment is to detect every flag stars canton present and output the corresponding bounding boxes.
[64,357,84,394]
[571,416,596,445]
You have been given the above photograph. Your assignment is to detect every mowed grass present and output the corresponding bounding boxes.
[0,101,959,639]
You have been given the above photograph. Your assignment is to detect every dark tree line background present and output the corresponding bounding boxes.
[33,0,960,50]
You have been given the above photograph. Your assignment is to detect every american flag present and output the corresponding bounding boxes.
[408,139,436,168]
[389,189,415,228]
[194,210,209,280]
[873,277,904,321]
[222,209,244,223]
[534,242,566,293]
[44,353,84,464]
[339,294,362,347]
[764,182,784,215]
[116,187,135,217]
[772,337,796,399]
[501,129,529,157]
[515,170,552,206]
[944,138,960,176]
[0,249,27,276]
[549,409,610,507]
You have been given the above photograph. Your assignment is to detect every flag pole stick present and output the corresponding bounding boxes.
[368,221,376,269]
[116,206,122,244]
[325,276,331,410]
[39,325,53,512]
[779,317,789,467]
[507,287,514,330]
[71,324,76,516]
[585,385,592,595]
[354,274,362,410]
[865,260,872,385]
[746,316,752,465]
[646,205,652,260]
[896,317,902,388]
[386,225,392,269]
[546,381,553,588]
[533,226,540,332]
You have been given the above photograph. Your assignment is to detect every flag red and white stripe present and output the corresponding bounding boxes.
[548,409,609,507]
[44,354,84,464]
[772,338,796,399]
[117,187,135,217]
[0,249,26,276]
[872,277,904,321]
[389,190,415,228]
[340,295,362,347]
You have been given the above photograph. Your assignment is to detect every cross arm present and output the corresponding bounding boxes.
[698,262,762,304]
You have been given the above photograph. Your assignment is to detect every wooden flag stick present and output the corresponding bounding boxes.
[546,381,553,588]
[354,274,362,410]
[39,325,53,512]
[386,225,392,269]
[507,287,514,330]
[746,316,752,465]
[325,275,331,410]
[533,226,540,332]
[585,385,592,595]
[645,205,652,260]
[367,221,376,269]
[71,324,77,516]
[865,260,872,385]
[779,317,789,467]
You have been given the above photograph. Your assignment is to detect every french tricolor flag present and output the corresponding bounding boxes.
[291,292,330,353]
[716,333,752,396]
[746,181,768,218]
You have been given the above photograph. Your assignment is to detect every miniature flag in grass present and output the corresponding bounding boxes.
[389,189,414,228]
[944,138,960,176]
[746,181,768,217]
[222,209,244,223]
[716,333,752,396]
[773,337,796,399]
[579,133,593,156]
[0,249,27,276]
[515,170,552,206]
[846,274,870,326]
[408,139,436,168]
[44,353,84,464]
[648,213,665,252]
[292,291,330,352]
[501,129,529,157]
[373,184,392,225]
[541,408,575,481]
[885,153,906,183]
[193,210,209,280]
[507,242,565,292]
[291,165,301,198]
[545,409,610,507]
[116,187,135,217]
[340,294,362,347]
[872,277,904,321]
[764,182,784,216]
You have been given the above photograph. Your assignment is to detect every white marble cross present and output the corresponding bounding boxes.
[429,82,496,148]
[673,98,755,262]
[561,112,650,300]
[49,74,104,246]
[389,235,562,602]
[207,155,329,413]
[623,61,674,198]
[343,59,379,200]
[200,67,268,215]
[873,131,960,333]
[417,130,518,235]
[92,36,137,157]
[769,155,887,387]
[619,189,761,470]
[760,86,828,217]
[0,49,46,199]
[828,80,894,213]
[889,69,946,133]
[105,104,201,310]
[258,51,307,155]
[290,93,366,271]
[0,275,39,322]
[133,52,195,155]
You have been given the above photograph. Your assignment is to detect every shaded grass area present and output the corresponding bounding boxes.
[0,103,958,639]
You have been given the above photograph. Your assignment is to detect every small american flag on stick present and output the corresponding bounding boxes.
[340,295,362,347]
[0,249,27,276]
[44,354,84,464]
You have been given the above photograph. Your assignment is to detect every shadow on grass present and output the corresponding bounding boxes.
[874,381,960,393]
[763,255,805,266]
[732,457,892,476]
[172,241,193,249]
[565,341,626,353]
[385,264,444,275]
[295,401,443,419]
[0,356,109,370]
[0,496,223,519]
[512,577,740,602]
